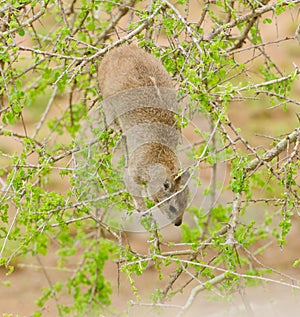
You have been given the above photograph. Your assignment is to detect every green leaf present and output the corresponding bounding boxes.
[263,18,272,24]
[18,28,25,36]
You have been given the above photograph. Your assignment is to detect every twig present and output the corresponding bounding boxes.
[15,45,85,61]
[159,226,228,302]
[238,69,300,93]
[163,0,203,55]
[0,2,50,37]
[32,86,58,138]
[96,0,137,43]
[35,254,62,317]
[228,15,259,51]
[225,36,294,55]
[0,127,43,147]
[156,255,300,290]
[176,273,227,317]
[0,207,20,259]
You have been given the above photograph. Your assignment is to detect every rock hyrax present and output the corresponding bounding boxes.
[99,45,189,226]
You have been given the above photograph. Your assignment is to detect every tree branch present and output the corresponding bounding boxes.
[176,273,227,317]
[244,127,300,173]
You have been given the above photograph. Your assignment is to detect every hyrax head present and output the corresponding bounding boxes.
[151,168,190,226]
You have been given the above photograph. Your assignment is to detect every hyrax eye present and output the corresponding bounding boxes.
[163,181,171,191]
[169,205,177,213]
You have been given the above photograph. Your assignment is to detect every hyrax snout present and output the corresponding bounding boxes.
[98,45,189,226]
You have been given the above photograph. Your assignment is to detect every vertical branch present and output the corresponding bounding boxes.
[0,10,8,111]
[32,86,58,139]
[69,79,77,127]
[0,61,6,110]
[35,254,63,317]
[201,117,217,239]
[226,192,242,245]
[225,0,235,23]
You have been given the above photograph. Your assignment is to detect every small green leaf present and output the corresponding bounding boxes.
[263,18,272,24]
[18,28,25,36]
[293,260,300,268]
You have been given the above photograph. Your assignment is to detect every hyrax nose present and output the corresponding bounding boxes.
[174,217,182,226]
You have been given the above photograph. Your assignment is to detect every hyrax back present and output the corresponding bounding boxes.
[99,45,173,98]
[98,45,189,226]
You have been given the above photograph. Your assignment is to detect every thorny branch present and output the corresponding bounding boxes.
[245,127,300,173]
[176,273,227,317]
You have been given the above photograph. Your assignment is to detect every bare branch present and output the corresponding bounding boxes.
[226,192,242,245]
[176,273,227,317]
[245,127,300,173]
[238,69,300,93]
